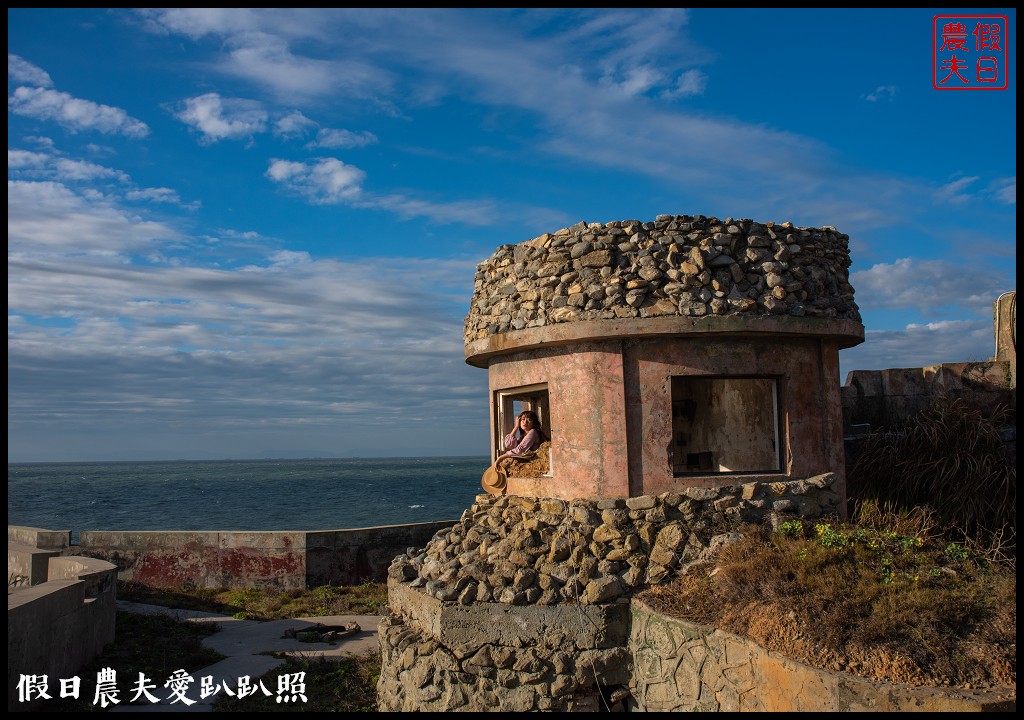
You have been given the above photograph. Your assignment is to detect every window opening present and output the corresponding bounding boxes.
[671,376,781,475]
[495,383,552,477]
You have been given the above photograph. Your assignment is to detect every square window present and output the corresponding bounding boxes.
[671,376,781,475]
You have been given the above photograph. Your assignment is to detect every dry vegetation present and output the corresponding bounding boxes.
[642,398,1017,691]
[640,506,1016,689]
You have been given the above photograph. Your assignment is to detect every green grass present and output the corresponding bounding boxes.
[119,580,388,621]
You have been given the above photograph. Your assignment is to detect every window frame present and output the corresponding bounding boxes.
[494,382,552,477]
[670,375,782,477]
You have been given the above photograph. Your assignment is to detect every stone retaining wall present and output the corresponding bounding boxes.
[386,476,843,608]
[378,483,1015,712]
[379,476,845,711]
[627,598,1014,712]
[465,214,859,343]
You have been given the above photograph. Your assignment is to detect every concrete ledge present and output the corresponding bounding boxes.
[388,578,630,650]
[7,525,70,550]
[7,542,60,587]
[466,315,864,367]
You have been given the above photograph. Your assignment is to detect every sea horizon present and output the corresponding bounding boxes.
[9,453,488,466]
[8,456,490,542]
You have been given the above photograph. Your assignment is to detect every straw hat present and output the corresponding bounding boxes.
[481,464,507,495]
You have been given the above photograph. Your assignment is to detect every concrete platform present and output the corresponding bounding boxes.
[111,601,380,712]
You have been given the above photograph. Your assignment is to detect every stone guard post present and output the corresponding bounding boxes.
[377,214,864,711]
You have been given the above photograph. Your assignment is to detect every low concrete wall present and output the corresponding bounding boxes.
[73,521,457,590]
[841,360,1014,432]
[627,598,1015,712]
[8,525,70,551]
[8,555,117,712]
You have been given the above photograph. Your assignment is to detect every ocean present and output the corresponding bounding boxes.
[7,457,490,543]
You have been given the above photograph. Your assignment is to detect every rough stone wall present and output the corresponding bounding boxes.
[379,481,1014,712]
[387,476,843,608]
[379,475,844,711]
[465,214,859,342]
[628,599,1015,712]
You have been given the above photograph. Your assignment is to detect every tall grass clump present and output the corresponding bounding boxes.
[847,396,1015,555]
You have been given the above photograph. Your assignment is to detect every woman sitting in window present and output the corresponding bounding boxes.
[492,410,546,469]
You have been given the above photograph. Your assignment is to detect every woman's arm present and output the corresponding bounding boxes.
[507,428,541,455]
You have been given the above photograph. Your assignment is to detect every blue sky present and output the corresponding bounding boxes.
[8,8,1016,462]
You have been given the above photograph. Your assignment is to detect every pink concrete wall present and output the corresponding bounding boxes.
[627,336,846,497]
[489,343,630,499]
[487,335,847,502]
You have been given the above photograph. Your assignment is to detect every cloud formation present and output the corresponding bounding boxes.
[308,128,378,149]
[839,318,995,379]
[8,86,149,138]
[265,157,366,203]
[863,85,898,102]
[8,175,488,460]
[851,258,1007,317]
[8,53,53,87]
[175,93,268,144]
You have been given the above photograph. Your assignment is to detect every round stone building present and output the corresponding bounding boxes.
[465,213,863,500]
[377,213,865,712]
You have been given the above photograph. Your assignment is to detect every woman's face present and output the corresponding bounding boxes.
[519,414,534,430]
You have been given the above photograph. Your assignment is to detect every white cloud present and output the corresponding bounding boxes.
[8,86,149,137]
[263,158,498,224]
[840,318,994,379]
[308,128,378,149]
[374,194,498,226]
[8,53,53,87]
[934,175,979,204]
[273,111,317,139]
[8,180,180,254]
[604,65,664,96]
[266,157,366,203]
[138,9,393,102]
[222,31,390,103]
[175,93,268,144]
[125,187,183,204]
[8,149,47,169]
[663,69,707,98]
[8,148,129,183]
[851,258,1005,316]
[7,171,488,460]
[863,85,898,102]
[988,177,1015,205]
[52,158,130,182]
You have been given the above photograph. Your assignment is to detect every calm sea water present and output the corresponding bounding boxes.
[7,457,489,543]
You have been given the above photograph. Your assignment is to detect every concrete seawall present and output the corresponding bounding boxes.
[10,521,457,591]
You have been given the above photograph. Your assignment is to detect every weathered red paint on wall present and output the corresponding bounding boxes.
[481,325,855,503]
